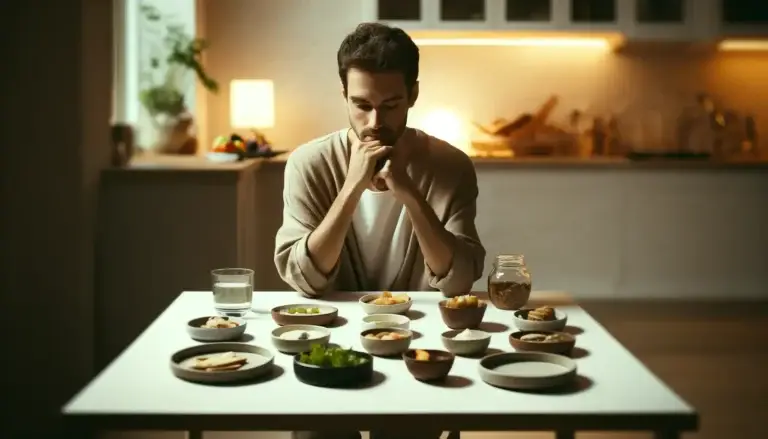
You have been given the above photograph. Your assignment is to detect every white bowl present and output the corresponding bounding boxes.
[271,324,331,354]
[441,329,491,356]
[512,308,568,332]
[186,316,247,342]
[360,328,413,357]
[206,152,240,163]
[361,313,411,331]
[359,293,413,315]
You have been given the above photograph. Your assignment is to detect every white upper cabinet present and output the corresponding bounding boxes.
[718,0,768,37]
[363,0,768,40]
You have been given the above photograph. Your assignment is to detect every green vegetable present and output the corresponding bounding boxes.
[299,344,368,368]
[287,306,321,314]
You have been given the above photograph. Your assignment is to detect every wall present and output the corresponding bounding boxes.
[201,0,768,153]
[0,0,113,437]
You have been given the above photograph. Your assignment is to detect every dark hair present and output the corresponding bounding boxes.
[337,22,420,95]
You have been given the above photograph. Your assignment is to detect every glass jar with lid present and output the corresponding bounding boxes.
[487,254,532,310]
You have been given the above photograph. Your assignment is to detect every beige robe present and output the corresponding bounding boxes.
[274,127,486,297]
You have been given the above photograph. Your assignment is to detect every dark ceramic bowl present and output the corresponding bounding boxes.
[402,349,455,381]
[509,330,575,355]
[438,299,487,329]
[293,350,373,388]
[271,303,338,327]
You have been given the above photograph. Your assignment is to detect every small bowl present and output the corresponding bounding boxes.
[512,308,568,332]
[509,330,576,355]
[360,328,413,357]
[361,313,410,331]
[271,304,338,326]
[440,329,491,356]
[186,316,246,342]
[438,299,487,329]
[359,293,412,315]
[402,349,455,381]
[271,324,331,354]
[293,350,374,388]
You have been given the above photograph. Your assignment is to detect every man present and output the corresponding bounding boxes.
[275,22,485,439]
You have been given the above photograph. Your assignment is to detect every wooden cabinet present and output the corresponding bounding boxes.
[363,0,768,41]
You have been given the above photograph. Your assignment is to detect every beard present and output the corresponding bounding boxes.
[350,119,406,174]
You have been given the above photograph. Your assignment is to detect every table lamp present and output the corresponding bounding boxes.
[230,79,274,150]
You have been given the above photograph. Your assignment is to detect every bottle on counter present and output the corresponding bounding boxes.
[590,117,607,156]
[743,115,759,157]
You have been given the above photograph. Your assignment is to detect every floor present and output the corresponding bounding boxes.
[103,300,768,439]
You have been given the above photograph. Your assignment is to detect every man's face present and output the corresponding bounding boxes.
[344,67,418,146]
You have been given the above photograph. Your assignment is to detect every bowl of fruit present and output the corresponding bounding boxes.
[207,134,246,162]
[438,294,487,329]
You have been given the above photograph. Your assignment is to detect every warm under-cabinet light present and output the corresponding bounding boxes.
[412,108,471,153]
[412,37,612,49]
[718,39,768,51]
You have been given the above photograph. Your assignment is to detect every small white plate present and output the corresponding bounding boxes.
[478,351,577,390]
[361,313,410,330]
[170,343,274,384]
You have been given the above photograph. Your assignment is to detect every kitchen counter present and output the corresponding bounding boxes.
[468,155,768,169]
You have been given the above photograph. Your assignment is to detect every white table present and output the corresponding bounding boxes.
[63,291,698,438]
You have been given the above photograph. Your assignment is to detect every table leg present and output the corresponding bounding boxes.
[187,430,202,439]
[655,432,680,439]
[555,431,575,439]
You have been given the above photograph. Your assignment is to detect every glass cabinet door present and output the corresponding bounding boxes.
[377,0,422,21]
[440,0,485,21]
[505,0,552,22]
[571,0,616,23]
[722,0,768,24]
[636,0,685,23]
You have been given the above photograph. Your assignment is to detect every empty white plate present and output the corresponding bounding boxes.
[478,351,577,390]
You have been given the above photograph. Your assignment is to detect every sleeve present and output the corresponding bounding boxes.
[273,157,340,297]
[426,161,486,296]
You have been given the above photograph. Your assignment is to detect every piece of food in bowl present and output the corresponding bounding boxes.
[200,316,239,329]
[519,332,568,343]
[298,344,369,368]
[520,333,548,342]
[284,306,321,315]
[452,328,485,341]
[443,294,481,309]
[364,331,407,341]
[414,349,431,361]
[370,291,410,305]
[527,306,555,321]
[192,351,247,372]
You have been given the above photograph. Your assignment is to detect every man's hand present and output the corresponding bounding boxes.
[376,148,417,200]
[344,139,391,194]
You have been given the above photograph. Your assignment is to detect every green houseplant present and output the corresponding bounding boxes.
[138,3,218,153]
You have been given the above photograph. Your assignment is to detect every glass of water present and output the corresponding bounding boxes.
[211,268,254,317]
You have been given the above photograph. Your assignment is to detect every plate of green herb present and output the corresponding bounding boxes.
[294,344,374,387]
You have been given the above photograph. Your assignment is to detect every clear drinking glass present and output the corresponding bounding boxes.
[211,268,254,317]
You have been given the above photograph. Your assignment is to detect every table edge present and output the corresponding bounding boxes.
[62,412,699,433]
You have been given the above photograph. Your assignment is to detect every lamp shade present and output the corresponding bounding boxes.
[230,79,274,129]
